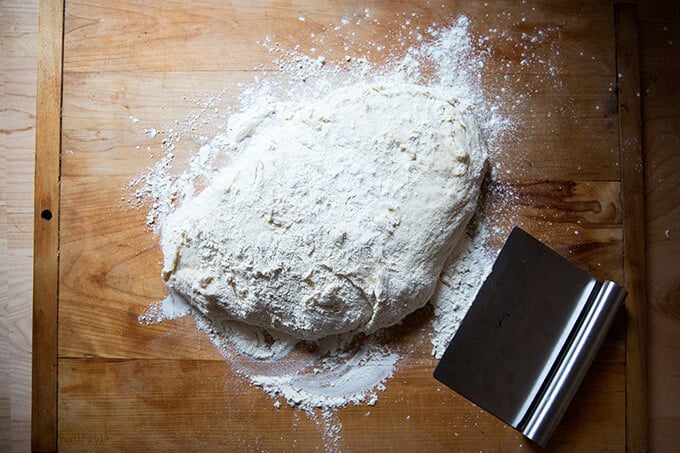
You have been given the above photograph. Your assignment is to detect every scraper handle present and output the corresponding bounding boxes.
[521,280,627,446]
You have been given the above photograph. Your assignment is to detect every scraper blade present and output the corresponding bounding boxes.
[433,227,626,447]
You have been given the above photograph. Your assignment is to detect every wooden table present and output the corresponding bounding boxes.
[32,1,647,451]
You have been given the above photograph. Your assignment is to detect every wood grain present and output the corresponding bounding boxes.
[638,1,680,451]
[62,0,616,75]
[57,354,624,452]
[1,1,38,451]
[32,0,63,451]
[25,0,677,450]
[615,4,648,452]
[7,1,678,452]
[6,0,676,452]
[54,1,632,450]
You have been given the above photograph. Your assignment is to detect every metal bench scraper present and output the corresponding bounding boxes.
[433,227,626,447]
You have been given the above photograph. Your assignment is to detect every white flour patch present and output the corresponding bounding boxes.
[131,8,561,450]
[138,290,191,325]
[245,343,399,411]
[430,220,495,359]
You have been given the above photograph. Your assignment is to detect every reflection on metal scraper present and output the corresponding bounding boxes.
[434,227,626,447]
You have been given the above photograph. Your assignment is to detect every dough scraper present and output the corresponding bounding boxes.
[434,227,626,447]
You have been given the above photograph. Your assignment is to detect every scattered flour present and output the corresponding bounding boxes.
[138,290,191,325]
[130,8,562,450]
[430,220,495,358]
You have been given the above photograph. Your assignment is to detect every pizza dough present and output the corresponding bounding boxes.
[160,83,487,341]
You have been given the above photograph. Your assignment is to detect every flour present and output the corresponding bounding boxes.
[430,219,495,358]
[133,10,496,420]
[246,343,399,410]
[161,82,487,341]
[130,9,561,450]
[138,290,191,325]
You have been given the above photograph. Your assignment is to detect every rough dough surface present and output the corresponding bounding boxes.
[161,83,487,340]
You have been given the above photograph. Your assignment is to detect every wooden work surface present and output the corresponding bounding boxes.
[32,1,648,451]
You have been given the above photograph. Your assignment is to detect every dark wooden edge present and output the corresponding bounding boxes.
[614,4,648,453]
[32,0,64,451]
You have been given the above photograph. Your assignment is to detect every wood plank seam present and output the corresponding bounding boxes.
[32,0,65,452]
[614,3,648,453]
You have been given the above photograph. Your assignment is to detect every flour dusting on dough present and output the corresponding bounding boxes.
[160,83,487,342]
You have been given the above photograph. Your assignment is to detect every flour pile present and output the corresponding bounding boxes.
[129,10,558,448]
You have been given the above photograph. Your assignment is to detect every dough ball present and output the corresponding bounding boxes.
[161,83,487,340]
